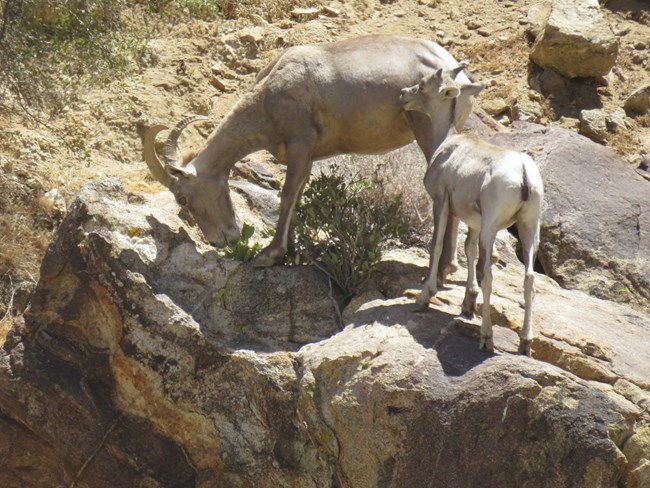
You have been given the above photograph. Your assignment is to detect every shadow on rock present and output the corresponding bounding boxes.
[344,295,493,376]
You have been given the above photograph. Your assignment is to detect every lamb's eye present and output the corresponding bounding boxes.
[178,196,188,206]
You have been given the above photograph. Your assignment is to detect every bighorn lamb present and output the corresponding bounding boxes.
[143,35,480,268]
[400,68,544,356]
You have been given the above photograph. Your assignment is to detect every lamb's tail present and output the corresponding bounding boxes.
[521,160,531,202]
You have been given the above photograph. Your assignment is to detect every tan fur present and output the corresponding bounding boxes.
[143,35,480,268]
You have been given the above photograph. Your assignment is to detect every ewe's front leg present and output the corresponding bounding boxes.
[416,196,449,311]
[438,215,460,286]
[253,141,313,267]
[461,228,480,318]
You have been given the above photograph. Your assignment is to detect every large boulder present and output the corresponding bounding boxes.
[625,84,650,115]
[490,121,650,313]
[1,178,649,487]
[528,0,619,78]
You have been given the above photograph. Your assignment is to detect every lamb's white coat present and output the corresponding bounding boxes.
[401,70,544,355]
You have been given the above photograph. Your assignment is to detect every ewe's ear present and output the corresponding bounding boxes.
[165,165,194,180]
[461,82,484,97]
[180,150,198,167]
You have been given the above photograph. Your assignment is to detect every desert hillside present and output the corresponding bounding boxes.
[0,2,649,487]
[1,0,649,321]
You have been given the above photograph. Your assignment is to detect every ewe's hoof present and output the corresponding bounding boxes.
[414,293,432,312]
[518,339,533,357]
[480,335,494,353]
[460,290,478,319]
[437,260,459,287]
[443,260,460,277]
[251,251,283,268]
[460,307,475,320]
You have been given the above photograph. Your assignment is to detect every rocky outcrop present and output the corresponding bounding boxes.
[1,179,650,487]
[490,121,650,313]
[625,85,650,115]
[528,0,619,78]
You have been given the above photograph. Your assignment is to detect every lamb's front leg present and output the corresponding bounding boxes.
[416,195,449,311]
[461,228,480,318]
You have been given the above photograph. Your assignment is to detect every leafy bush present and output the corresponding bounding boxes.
[0,0,146,113]
[0,0,319,114]
[293,165,407,300]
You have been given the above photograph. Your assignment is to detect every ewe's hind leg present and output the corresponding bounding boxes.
[517,222,540,356]
[479,227,498,352]
[461,228,480,318]
[416,195,449,311]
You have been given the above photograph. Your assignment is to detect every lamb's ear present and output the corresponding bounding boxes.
[461,82,484,97]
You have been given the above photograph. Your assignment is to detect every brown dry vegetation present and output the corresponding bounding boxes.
[0,0,649,320]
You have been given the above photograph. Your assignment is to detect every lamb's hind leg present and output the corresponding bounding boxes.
[479,226,498,352]
[416,194,449,311]
[517,221,540,356]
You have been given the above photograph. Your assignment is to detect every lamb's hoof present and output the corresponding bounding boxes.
[518,339,533,357]
[480,335,494,353]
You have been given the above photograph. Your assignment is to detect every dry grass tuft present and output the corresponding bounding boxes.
[322,143,433,246]
[636,113,650,128]
[0,314,14,346]
[0,171,58,322]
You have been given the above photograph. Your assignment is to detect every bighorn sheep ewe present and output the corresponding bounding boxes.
[143,35,480,270]
[401,69,544,356]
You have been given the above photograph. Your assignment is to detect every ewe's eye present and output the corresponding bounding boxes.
[177,196,188,206]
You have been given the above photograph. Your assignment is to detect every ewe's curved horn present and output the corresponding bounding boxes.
[161,115,209,166]
[143,124,172,188]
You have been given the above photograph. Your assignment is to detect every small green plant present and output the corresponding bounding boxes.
[293,165,407,300]
[220,223,262,262]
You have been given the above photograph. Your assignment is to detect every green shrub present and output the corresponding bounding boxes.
[293,165,407,300]
[220,223,262,262]
[0,0,147,113]
[0,0,319,114]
